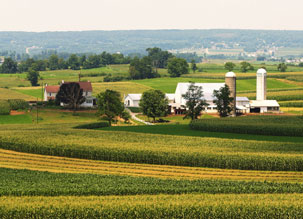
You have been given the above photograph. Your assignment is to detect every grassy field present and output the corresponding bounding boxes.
[0,114,32,124]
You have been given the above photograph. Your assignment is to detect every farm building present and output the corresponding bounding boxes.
[44,81,96,108]
[124,69,280,115]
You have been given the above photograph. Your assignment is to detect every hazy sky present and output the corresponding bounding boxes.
[1,0,303,31]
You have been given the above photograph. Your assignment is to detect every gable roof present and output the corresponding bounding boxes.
[126,93,175,101]
[45,85,60,93]
[63,81,93,92]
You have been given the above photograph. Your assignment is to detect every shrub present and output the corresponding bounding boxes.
[0,100,10,115]
[8,99,29,110]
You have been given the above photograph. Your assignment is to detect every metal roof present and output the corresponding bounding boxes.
[236,97,249,101]
[176,83,225,95]
[126,93,175,101]
[250,100,280,107]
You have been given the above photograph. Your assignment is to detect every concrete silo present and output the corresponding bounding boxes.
[256,68,267,101]
[225,72,236,116]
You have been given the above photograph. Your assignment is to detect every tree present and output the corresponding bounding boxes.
[191,59,197,72]
[277,63,287,72]
[96,90,124,126]
[182,83,208,120]
[299,62,303,67]
[213,84,234,117]
[68,54,81,70]
[224,62,236,71]
[27,68,40,86]
[56,82,86,111]
[129,57,158,79]
[146,47,173,69]
[121,110,131,123]
[167,57,189,77]
[240,61,254,73]
[48,54,59,70]
[0,57,18,73]
[139,89,168,123]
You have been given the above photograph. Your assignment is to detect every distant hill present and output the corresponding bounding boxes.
[1,29,303,55]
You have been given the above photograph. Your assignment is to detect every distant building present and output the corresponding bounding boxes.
[44,81,96,108]
[125,69,280,115]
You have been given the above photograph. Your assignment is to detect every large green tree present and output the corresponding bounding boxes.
[129,57,158,79]
[224,62,236,71]
[56,83,86,111]
[146,47,173,69]
[213,84,234,117]
[68,54,81,70]
[167,57,189,77]
[182,83,208,120]
[97,90,124,126]
[277,63,287,72]
[240,61,254,73]
[0,57,18,73]
[26,68,40,86]
[48,54,59,70]
[139,89,168,123]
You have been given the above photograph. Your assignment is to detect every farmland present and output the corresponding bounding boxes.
[0,62,303,217]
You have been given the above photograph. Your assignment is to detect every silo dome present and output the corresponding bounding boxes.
[225,72,236,78]
[257,68,267,75]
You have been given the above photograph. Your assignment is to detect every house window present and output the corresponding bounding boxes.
[128,100,130,106]
[86,99,93,104]
[49,93,52,96]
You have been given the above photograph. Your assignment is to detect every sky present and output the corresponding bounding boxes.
[1,0,303,32]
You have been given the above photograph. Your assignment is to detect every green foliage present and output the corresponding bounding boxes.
[213,84,233,117]
[74,122,109,129]
[1,168,303,196]
[121,110,131,123]
[139,89,168,122]
[128,107,142,113]
[48,54,59,70]
[182,83,208,120]
[26,68,40,86]
[167,57,189,77]
[129,57,159,79]
[56,82,86,110]
[240,61,254,73]
[7,99,29,110]
[146,47,174,68]
[277,63,287,72]
[0,100,10,115]
[224,62,236,71]
[97,89,124,126]
[299,62,303,67]
[191,59,197,72]
[0,57,18,73]
[190,115,303,137]
[68,54,81,70]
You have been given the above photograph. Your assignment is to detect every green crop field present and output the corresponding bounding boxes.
[1,62,303,217]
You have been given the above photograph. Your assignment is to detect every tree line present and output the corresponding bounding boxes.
[0,52,132,74]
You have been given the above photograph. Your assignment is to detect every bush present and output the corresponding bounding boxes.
[128,107,142,113]
[0,100,10,115]
[8,99,29,110]
[74,122,109,129]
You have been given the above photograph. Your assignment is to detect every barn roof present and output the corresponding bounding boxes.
[250,100,280,107]
[175,83,225,95]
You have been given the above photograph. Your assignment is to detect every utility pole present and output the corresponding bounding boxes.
[36,98,38,124]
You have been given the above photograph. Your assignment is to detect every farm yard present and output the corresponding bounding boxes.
[0,62,303,218]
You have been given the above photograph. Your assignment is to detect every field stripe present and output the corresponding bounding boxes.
[0,148,302,182]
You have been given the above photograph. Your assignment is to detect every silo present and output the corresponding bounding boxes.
[256,68,267,101]
[225,72,236,116]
